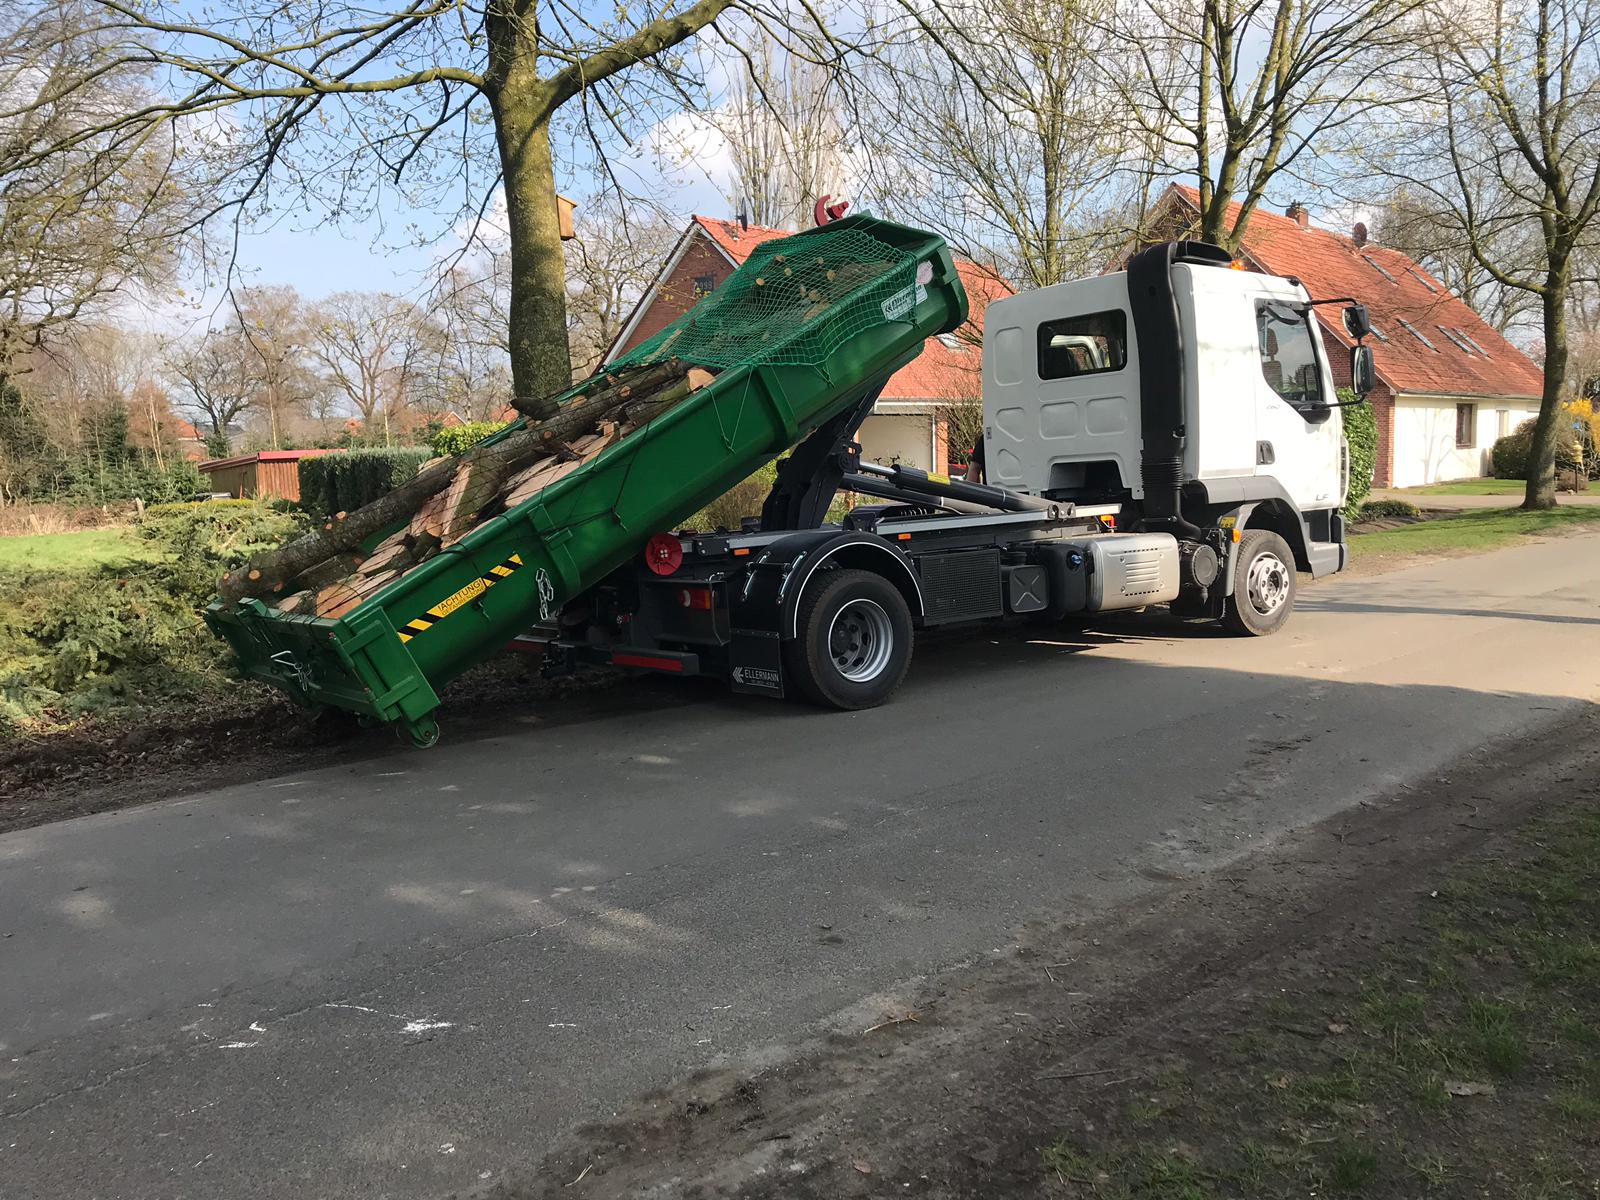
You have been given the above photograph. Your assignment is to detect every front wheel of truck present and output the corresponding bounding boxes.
[787,569,914,710]
[1223,530,1297,636]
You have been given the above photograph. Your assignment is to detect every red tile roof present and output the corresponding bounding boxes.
[1160,186,1541,400]
[691,216,1012,402]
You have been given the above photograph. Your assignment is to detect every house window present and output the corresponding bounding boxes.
[1456,403,1477,449]
[693,274,717,297]
[1037,310,1128,379]
[1497,409,1511,439]
[1256,301,1326,411]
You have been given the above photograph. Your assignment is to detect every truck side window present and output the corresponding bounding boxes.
[1037,310,1127,380]
[1256,302,1326,411]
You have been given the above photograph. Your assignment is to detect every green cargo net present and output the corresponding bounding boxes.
[603,224,924,380]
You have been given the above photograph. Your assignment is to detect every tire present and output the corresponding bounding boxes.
[785,568,914,709]
[1223,529,1297,636]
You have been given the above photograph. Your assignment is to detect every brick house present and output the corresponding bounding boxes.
[1145,186,1544,487]
[608,215,1011,472]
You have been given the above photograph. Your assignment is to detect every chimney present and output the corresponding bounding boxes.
[1285,201,1310,229]
[1352,221,1368,248]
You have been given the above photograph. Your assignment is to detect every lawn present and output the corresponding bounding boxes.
[0,527,154,575]
[1349,504,1600,559]
[1401,477,1527,496]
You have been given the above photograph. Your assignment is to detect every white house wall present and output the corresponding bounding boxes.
[1390,395,1542,487]
[859,413,937,471]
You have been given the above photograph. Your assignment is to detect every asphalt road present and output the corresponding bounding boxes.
[3,534,1598,1199]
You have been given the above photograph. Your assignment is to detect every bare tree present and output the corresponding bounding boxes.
[0,3,193,365]
[565,197,679,374]
[713,39,847,230]
[1371,0,1600,508]
[234,285,317,450]
[166,329,260,451]
[1103,0,1426,250]
[19,0,830,419]
[308,292,418,446]
[862,0,1143,287]
[1372,192,1540,334]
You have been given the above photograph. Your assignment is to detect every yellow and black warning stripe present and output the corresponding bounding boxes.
[397,554,523,644]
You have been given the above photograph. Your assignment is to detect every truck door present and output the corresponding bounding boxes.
[1252,298,1344,512]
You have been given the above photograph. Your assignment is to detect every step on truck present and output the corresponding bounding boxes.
[209,219,1374,745]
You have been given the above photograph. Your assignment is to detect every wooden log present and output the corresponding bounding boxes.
[218,358,696,605]
[406,486,450,540]
[312,580,364,619]
[358,538,410,576]
[295,553,364,595]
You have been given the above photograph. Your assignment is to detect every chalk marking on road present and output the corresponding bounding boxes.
[402,1019,454,1034]
[322,1002,455,1036]
[217,1041,258,1049]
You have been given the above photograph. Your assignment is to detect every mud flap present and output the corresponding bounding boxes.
[729,629,785,698]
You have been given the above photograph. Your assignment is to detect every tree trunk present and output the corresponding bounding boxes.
[486,14,572,421]
[1524,261,1570,510]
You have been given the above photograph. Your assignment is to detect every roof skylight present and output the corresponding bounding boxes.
[1363,254,1398,284]
[1396,317,1436,349]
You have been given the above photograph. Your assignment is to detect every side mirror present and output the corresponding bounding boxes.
[1351,344,1376,396]
[1343,303,1372,340]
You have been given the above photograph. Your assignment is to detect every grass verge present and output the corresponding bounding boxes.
[0,527,154,574]
[1349,504,1600,560]
[1042,801,1600,1199]
[1400,478,1528,496]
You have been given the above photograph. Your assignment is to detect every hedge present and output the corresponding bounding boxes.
[298,448,433,518]
[1341,388,1377,520]
[431,421,510,457]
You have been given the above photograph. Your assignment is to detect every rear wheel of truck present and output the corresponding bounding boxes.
[787,569,913,709]
[1223,530,1296,636]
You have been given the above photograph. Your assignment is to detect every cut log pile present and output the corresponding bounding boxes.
[218,360,715,617]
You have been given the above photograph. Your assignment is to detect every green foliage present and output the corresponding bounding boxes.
[0,500,304,731]
[431,421,509,457]
[1491,418,1535,479]
[1357,498,1421,520]
[0,377,203,505]
[684,460,779,531]
[1340,389,1377,520]
[297,448,432,517]
[134,500,309,598]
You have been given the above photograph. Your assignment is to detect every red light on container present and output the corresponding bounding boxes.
[678,586,714,611]
[644,532,683,576]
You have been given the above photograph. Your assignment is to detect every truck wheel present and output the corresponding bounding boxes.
[787,569,913,709]
[1223,530,1296,636]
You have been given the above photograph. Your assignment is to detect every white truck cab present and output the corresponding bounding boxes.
[981,239,1373,631]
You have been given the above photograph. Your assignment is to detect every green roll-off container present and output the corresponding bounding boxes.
[205,216,969,745]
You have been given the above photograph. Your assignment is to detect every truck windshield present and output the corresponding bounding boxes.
[1256,302,1326,412]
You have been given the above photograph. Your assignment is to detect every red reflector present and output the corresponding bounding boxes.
[644,532,683,576]
[613,652,685,672]
[678,586,714,610]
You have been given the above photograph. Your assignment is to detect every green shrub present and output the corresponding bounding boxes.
[0,499,308,731]
[135,500,310,599]
[432,421,509,457]
[1357,498,1421,521]
[1341,389,1378,520]
[684,461,779,531]
[1491,418,1535,479]
[298,448,432,518]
